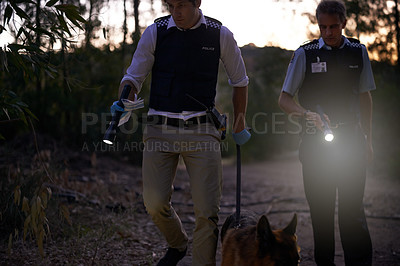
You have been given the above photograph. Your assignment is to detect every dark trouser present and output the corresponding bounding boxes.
[299,124,372,266]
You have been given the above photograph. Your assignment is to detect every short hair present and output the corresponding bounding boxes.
[316,0,346,23]
[163,0,197,6]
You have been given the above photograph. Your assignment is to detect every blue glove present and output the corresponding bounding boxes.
[110,101,125,115]
[232,129,251,145]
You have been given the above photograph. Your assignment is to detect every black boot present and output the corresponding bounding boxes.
[157,247,187,266]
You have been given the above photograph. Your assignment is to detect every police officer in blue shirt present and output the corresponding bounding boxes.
[278,0,374,265]
[112,0,250,265]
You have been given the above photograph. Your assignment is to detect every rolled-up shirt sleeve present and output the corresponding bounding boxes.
[220,26,249,87]
[120,24,157,93]
[281,48,306,96]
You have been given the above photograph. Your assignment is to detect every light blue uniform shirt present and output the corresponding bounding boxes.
[282,37,376,96]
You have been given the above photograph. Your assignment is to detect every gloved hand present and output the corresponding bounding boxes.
[110,101,125,116]
[232,128,251,145]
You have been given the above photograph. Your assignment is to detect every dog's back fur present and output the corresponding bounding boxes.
[221,210,300,266]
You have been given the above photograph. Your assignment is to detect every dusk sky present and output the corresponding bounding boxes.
[1,0,320,50]
[201,0,318,49]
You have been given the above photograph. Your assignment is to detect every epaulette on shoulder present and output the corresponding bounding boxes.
[301,39,319,50]
[154,15,171,27]
[347,37,360,44]
[347,37,363,48]
[205,16,222,29]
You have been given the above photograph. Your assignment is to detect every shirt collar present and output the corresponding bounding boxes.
[167,9,206,30]
[318,36,350,50]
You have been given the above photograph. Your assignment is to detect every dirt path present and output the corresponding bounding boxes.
[174,152,400,265]
[1,151,399,265]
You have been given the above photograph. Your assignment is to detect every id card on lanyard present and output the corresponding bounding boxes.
[311,56,327,73]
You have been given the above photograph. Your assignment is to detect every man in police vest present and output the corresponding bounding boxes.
[113,0,250,265]
[278,0,374,265]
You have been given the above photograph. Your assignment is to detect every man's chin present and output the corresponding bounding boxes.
[175,21,186,29]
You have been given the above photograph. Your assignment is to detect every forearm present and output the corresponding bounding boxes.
[278,91,327,131]
[232,86,248,133]
[359,91,373,142]
[278,91,307,117]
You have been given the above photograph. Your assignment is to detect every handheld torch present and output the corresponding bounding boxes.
[316,104,334,142]
[103,85,132,145]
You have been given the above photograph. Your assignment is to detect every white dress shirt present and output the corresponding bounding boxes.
[121,10,249,120]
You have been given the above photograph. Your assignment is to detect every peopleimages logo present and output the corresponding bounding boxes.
[81,112,315,135]
[80,112,318,152]
[81,140,230,153]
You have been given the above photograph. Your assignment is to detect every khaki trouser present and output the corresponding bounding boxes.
[142,123,222,266]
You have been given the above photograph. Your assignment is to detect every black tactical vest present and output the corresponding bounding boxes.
[298,38,363,123]
[149,15,221,112]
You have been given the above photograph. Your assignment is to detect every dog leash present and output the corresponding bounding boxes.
[235,144,241,226]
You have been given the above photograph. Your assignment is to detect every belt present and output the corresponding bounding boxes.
[145,115,211,128]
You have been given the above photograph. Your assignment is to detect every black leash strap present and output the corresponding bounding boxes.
[236,144,241,225]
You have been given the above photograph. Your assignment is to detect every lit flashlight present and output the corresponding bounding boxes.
[316,105,334,142]
[103,85,132,145]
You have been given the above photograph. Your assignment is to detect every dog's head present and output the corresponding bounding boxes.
[256,213,300,265]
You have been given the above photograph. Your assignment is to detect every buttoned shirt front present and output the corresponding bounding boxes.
[282,37,376,97]
[121,10,249,120]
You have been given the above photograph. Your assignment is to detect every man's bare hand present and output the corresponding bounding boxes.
[304,111,331,132]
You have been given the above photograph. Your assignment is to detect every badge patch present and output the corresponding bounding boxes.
[202,46,215,51]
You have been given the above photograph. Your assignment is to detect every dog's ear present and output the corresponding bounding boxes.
[256,215,275,258]
[283,213,297,235]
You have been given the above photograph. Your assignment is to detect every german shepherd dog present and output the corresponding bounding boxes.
[221,210,300,266]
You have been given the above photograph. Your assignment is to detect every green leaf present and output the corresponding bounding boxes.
[0,25,6,34]
[15,0,35,4]
[54,4,77,13]
[4,5,13,25]
[45,69,55,79]
[55,4,86,29]
[16,101,28,108]
[65,13,84,30]
[16,27,24,39]
[8,43,43,53]
[7,44,27,52]
[57,15,71,36]
[0,47,8,72]
[46,0,59,7]
[10,2,29,20]
[2,108,10,120]
[7,90,17,98]
[10,104,23,114]
[7,233,12,256]
[23,215,31,241]
[23,107,38,121]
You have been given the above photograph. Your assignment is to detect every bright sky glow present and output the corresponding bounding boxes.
[201,0,318,50]
[0,0,319,51]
